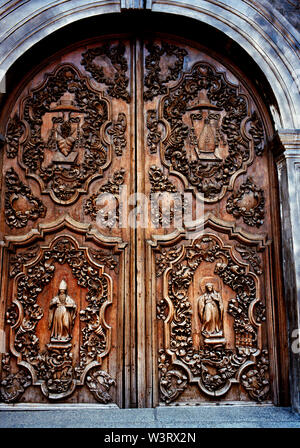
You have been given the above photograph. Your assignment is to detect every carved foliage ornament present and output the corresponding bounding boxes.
[156,234,269,403]
[6,115,25,159]
[149,166,184,227]
[1,236,117,402]
[81,42,131,103]
[146,110,163,154]
[6,64,126,205]
[107,113,127,156]
[84,169,125,227]
[150,56,265,202]
[5,168,47,228]
[144,42,188,101]
[226,178,265,227]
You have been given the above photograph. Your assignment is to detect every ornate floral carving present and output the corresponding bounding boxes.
[240,350,270,401]
[226,178,265,227]
[248,111,264,156]
[4,168,47,228]
[81,42,130,103]
[86,368,115,403]
[15,64,113,204]
[9,245,39,278]
[155,233,270,403]
[235,244,263,275]
[149,166,177,193]
[107,112,127,156]
[149,166,183,227]
[5,114,25,159]
[146,110,163,153]
[154,61,265,201]
[155,245,183,277]
[0,359,32,403]
[89,248,118,270]
[144,42,187,101]
[228,294,258,349]
[84,169,125,226]
[2,234,116,402]
[40,346,74,398]
[158,350,188,403]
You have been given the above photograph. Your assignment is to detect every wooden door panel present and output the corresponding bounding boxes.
[0,35,286,407]
[141,37,282,406]
[0,39,133,406]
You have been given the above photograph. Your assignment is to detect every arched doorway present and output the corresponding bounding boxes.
[0,27,289,408]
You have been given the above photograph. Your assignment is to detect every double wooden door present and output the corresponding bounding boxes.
[0,35,288,407]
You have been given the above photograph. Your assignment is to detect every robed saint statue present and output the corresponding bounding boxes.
[49,279,77,342]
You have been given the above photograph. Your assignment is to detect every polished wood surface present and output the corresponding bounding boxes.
[0,35,288,407]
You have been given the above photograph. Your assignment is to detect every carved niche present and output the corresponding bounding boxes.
[5,63,127,205]
[152,217,270,404]
[0,217,125,403]
[144,52,265,202]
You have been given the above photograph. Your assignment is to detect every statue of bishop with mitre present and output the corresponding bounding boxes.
[49,279,77,342]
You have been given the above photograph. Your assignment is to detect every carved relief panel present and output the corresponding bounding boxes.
[1,218,126,404]
[0,38,133,406]
[0,35,287,407]
[141,38,285,406]
[150,219,270,404]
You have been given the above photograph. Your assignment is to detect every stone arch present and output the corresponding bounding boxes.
[0,0,299,129]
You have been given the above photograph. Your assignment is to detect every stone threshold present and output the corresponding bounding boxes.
[0,405,300,428]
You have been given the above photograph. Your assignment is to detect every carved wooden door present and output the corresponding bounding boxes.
[0,36,287,407]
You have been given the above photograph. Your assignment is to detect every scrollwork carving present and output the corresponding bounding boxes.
[240,350,270,401]
[149,166,183,227]
[155,232,269,403]
[149,166,177,193]
[89,248,118,270]
[86,368,115,403]
[0,363,32,403]
[144,42,188,101]
[107,112,127,156]
[5,168,47,228]
[235,244,262,275]
[81,42,130,103]
[147,110,163,153]
[226,178,265,227]
[156,245,183,277]
[158,350,188,403]
[9,245,39,278]
[248,111,264,156]
[84,169,125,226]
[5,114,25,159]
